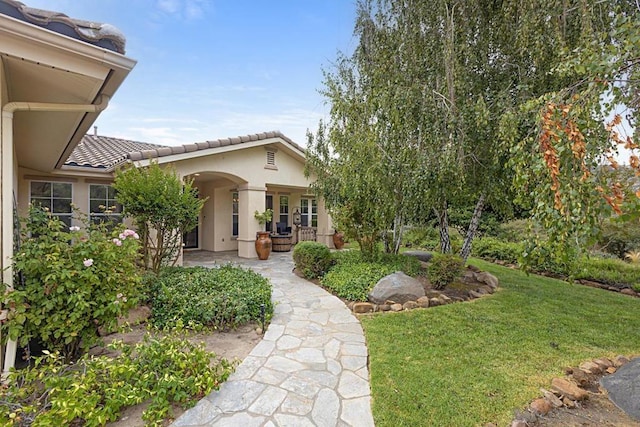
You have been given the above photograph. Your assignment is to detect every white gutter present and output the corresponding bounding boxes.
[1,94,109,379]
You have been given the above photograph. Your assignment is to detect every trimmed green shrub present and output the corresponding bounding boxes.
[322,262,394,301]
[0,333,234,426]
[472,237,524,264]
[428,253,464,290]
[332,250,421,276]
[493,219,534,242]
[150,265,272,330]
[293,241,334,279]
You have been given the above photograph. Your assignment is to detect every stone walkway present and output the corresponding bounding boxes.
[172,251,375,427]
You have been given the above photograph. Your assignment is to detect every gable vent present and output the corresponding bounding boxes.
[266,151,276,165]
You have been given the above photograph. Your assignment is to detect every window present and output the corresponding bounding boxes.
[89,184,122,226]
[30,181,73,228]
[232,192,239,237]
[300,198,317,227]
[279,196,289,225]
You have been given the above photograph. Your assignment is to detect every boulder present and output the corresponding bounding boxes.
[403,251,433,263]
[368,272,425,304]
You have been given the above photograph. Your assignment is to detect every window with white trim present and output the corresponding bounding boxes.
[89,184,122,225]
[232,192,239,237]
[30,181,73,228]
[279,196,289,225]
[300,198,317,227]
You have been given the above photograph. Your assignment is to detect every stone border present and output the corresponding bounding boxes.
[501,355,633,427]
[348,270,499,314]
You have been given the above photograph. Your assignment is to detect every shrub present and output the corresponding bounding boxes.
[428,253,464,290]
[293,241,334,279]
[494,219,537,242]
[574,256,640,287]
[0,333,234,426]
[3,207,141,361]
[150,265,272,330]
[322,262,394,301]
[472,237,524,264]
[321,250,422,301]
[403,226,439,249]
[596,219,640,259]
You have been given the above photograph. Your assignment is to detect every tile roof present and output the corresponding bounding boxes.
[66,131,306,172]
[65,135,166,170]
[127,130,306,161]
[0,0,126,54]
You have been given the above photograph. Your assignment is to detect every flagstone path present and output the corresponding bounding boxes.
[172,251,375,427]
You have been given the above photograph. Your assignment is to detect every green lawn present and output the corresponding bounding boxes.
[361,259,640,426]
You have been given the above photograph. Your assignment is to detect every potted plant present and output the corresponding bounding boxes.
[254,209,273,260]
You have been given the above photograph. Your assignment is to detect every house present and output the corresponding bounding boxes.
[0,0,135,375]
[18,130,335,260]
[1,0,334,376]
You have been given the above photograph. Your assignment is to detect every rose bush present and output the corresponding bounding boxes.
[2,206,142,361]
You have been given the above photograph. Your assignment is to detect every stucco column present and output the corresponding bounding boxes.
[237,184,266,258]
[316,198,334,248]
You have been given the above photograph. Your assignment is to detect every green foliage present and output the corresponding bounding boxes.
[254,209,273,226]
[596,219,640,259]
[114,162,206,272]
[150,265,273,330]
[3,206,141,361]
[292,242,334,279]
[0,334,234,426]
[322,250,422,301]
[472,237,523,265]
[428,254,464,290]
[493,219,536,242]
[403,226,439,249]
[322,262,393,301]
[574,257,640,288]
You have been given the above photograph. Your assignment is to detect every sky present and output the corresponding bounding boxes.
[25,0,359,147]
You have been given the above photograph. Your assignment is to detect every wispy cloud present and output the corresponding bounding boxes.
[155,0,207,20]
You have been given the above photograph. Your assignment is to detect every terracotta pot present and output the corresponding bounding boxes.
[333,231,345,250]
[255,231,272,260]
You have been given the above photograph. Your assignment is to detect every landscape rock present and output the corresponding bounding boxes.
[439,294,452,304]
[353,302,375,314]
[540,388,564,408]
[480,286,494,294]
[530,398,552,415]
[378,304,391,312]
[390,303,403,312]
[571,368,590,386]
[606,367,617,374]
[579,361,602,375]
[474,271,499,289]
[563,397,577,408]
[416,296,430,308]
[402,251,433,263]
[613,355,630,367]
[469,290,484,299]
[403,301,418,310]
[368,272,426,305]
[551,378,589,401]
[510,420,527,427]
[429,298,441,307]
[621,288,637,296]
[593,357,613,369]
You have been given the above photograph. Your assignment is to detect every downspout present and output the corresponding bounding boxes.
[1,95,109,379]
